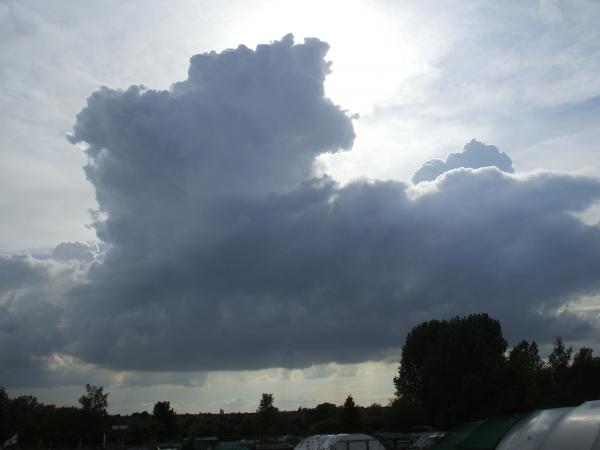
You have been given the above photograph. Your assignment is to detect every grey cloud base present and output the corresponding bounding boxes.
[3,35,600,386]
[66,169,600,371]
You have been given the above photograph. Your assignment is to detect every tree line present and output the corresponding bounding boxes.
[393,313,600,428]
[0,387,380,448]
[2,313,600,447]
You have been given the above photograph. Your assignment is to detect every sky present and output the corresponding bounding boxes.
[1,0,600,414]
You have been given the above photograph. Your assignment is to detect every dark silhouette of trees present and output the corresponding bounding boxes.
[386,396,427,430]
[0,387,9,442]
[569,347,600,404]
[502,340,546,412]
[257,393,279,440]
[394,313,507,427]
[394,316,600,429]
[153,400,177,440]
[547,336,573,405]
[307,402,341,433]
[79,384,108,415]
[78,384,109,446]
[548,337,573,371]
[342,395,361,432]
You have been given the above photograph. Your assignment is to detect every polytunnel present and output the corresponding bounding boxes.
[431,400,600,450]
[294,434,386,450]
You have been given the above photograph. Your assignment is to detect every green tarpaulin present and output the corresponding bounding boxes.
[432,414,526,450]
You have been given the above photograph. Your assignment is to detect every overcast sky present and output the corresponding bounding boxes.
[2,0,600,414]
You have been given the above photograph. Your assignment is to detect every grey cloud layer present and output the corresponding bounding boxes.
[0,254,77,387]
[64,167,600,372]
[3,35,600,386]
[64,35,600,372]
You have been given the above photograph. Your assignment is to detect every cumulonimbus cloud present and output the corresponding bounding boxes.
[2,35,600,386]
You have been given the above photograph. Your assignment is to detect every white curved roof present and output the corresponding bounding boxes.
[497,401,600,450]
[294,434,386,450]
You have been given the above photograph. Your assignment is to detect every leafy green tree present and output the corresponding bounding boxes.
[342,395,360,432]
[394,313,507,427]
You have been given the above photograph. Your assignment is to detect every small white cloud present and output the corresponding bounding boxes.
[52,241,98,262]
[412,139,514,184]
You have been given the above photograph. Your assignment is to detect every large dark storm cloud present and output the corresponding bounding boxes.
[61,35,600,372]
[4,35,600,385]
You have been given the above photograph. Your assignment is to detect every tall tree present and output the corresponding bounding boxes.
[342,395,360,432]
[78,384,109,446]
[547,337,573,406]
[257,393,279,440]
[153,401,177,439]
[502,340,545,412]
[548,337,572,372]
[394,313,507,427]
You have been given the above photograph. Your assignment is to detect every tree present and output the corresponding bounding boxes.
[8,395,43,447]
[78,384,108,415]
[394,313,507,427]
[342,395,360,432]
[313,402,337,423]
[363,403,385,433]
[78,384,109,446]
[386,396,426,430]
[308,402,341,434]
[153,401,177,439]
[0,387,10,441]
[548,337,572,372]
[257,393,279,440]
[547,337,573,406]
[502,340,545,412]
[568,347,600,404]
